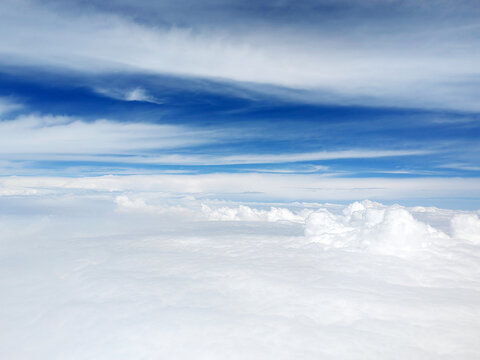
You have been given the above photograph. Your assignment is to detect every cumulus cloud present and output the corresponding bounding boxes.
[451,213,480,244]
[304,200,451,254]
[201,203,309,222]
[199,199,479,255]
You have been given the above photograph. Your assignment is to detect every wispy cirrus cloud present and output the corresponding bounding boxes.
[0,110,432,171]
[0,115,223,154]
[1,0,480,110]
[438,163,480,172]
[0,97,22,116]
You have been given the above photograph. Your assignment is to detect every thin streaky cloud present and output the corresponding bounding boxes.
[1,0,480,110]
[0,150,432,167]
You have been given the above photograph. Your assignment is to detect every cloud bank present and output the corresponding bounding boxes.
[2,174,480,205]
[1,188,479,359]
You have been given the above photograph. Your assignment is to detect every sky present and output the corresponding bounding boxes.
[1,1,480,359]
[0,0,479,207]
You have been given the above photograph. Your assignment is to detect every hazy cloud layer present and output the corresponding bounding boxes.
[2,174,480,207]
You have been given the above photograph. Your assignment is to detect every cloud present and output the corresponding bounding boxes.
[0,115,223,155]
[95,86,162,104]
[199,199,480,253]
[304,200,451,254]
[0,97,22,116]
[201,203,309,222]
[438,163,480,172]
[1,189,480,359]
[1,0,480,110]
[41,149,428,167]
[451,213,480,244]
[202,149,431,165]
[0,113,431,169]
[2,174,480,206]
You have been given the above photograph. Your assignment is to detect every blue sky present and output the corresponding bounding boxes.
[1,0,479,207]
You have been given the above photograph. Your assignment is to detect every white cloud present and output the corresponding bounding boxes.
[0,115,223,155]
[201,203,309,222]
[1,189,480,359]
[0,114,431,167]
[202,149,430,165]
[451,213,480,244]
[69,149,427,166]
[124,87,156,102]
[304,200,450,254]
[2,174,479,204]
[1,0,480,110]
[0,97,22,116]
[439,163,480,171]
[95,86,162,104]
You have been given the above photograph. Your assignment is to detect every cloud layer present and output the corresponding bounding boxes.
[2,174,480,206]
[0,108,433,171]
[1,188,479,359]
[1,0,480,109]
